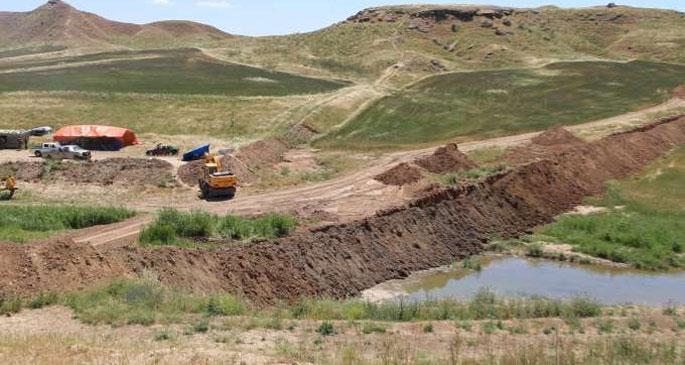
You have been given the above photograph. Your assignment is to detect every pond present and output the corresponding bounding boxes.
[363,257,685,306]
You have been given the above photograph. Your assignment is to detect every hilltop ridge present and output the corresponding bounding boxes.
[0,0,231,48]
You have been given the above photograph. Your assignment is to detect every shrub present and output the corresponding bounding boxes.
[316,321,335,336]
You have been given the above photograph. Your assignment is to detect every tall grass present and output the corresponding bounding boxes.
[286,290,601,322]
[0,205,134,243]
[139,208,297,246]
[55,280,602,326]
[539,149,685,271]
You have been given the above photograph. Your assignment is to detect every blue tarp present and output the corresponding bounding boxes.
[182,144,210,162]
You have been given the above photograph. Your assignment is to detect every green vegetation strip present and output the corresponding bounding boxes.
[0,279,602,326]
[0,205,134,244]
[0,49,348,97]
[318,61,685,150]
[536,146,685,271]
[139,208,297,246]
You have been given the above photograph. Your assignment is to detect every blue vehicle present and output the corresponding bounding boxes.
[182,144,210,162]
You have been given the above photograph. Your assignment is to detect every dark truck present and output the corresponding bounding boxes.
[0,130,30,150]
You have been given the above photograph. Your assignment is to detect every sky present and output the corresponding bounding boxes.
[3,0,683,36]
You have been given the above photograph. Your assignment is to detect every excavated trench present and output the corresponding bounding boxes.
[1,117,685,304]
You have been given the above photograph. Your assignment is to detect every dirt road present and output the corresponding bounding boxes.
[14,99,684,248]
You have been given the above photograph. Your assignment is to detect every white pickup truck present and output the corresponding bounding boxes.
[32,142,92,160]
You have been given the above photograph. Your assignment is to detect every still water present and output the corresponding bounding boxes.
[367,257,685,306]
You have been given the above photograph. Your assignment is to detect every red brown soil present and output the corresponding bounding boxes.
[530,127,584,146]
[2,117,685,303]
[674,85,685,99]
[0,158,174,186]
[506,127,585,164]
[0,1,231,48]
[177,138,288,186]
[414,143,477,174]
[374,162,424,186]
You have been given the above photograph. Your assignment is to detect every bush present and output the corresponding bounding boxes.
[316,321,335,336]
[139,209,297,246]
[0,205,134,243]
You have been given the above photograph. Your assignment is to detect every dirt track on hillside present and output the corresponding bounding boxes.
[2,116,684,303]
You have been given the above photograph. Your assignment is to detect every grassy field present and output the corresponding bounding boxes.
[0,45,67,59]
[139,209,297,247]
[0,49,348,97]
[0,91,324,140]
[536,146,685,271]
[0,205,134,244]
[316,61,685,150]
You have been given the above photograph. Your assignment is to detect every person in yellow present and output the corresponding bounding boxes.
[2,175,16,199]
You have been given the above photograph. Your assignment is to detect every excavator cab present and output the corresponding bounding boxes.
[199,154,238,199]
[1,176,17,200]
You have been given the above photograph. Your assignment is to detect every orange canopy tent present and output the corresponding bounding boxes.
[54,125,139,150]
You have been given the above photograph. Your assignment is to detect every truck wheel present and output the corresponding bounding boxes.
[34,151,42,158]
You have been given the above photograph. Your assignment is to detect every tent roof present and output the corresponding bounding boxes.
[54,125,139,145]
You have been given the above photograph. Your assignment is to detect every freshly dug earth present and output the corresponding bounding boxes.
[674,85,685,99]
[2,118,685,303]
[506,127,585,164]
[0,158,174,186]
[530,127,584,146]
[374,162,424,186]
[177,138,287,186]
[414,143,477,173]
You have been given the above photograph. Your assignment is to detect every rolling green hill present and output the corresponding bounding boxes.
[316,60,685,150]
[0,48,348,97]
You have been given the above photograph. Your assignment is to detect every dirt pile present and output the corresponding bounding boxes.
[177,138,287,186]
[506,127,585,164]
[415,143,477,173]
[531,127,584,146]
[0,158,174,186]
[3,117,685,303]
[374,163,424,186]
[674,85,685,99]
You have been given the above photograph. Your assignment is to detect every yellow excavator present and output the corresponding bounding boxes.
[199,154,238,199]
[1,176,17,200]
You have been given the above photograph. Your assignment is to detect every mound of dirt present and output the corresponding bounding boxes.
[531,127,584,146]
[375,163,424,186]
[506,127,585,164]
[674,85,685,99]
[414,143,477,174]
[281,123,319,146]
[177,160,205,186]
[3,118,685,304]
[0,158,174,186]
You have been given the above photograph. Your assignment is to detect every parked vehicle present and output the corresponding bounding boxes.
[146,144,179,157]
[28,126,53,137]
[32,142,91,160]
[182,144,210,162]
[0,130,30,149]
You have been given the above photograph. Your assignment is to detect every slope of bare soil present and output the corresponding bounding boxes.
[2,117,684,303]
[374,162,424,186]
[414,143,477,174]
[506,127,586,164]
[0,158,174,186]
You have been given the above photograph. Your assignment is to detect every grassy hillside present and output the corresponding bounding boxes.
[316,60,685,150]
[0,49,348,97]
[217,6,685,85]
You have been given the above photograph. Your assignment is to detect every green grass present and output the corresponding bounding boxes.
[19,279,602,326]
[139,208,297,246]
[537,146,685,271]
[0,91,315,139]
[0,45,67,59]
[0,205,134,244]
[317,61,685,150]
[0,49,348,97]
